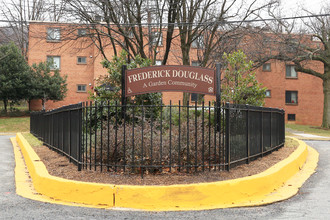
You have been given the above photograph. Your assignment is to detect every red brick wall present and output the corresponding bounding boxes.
[257,60,323,126]
[28,22,324,126]
[28,22,99,110]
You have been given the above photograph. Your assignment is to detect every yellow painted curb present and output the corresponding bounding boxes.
[15,133,318,211]
[255,144,319,205]
[15,133,115,207]
[12,137,108,208]
[114,138,309,211]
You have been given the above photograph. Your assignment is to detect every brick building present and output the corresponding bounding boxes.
[27,21,324,126]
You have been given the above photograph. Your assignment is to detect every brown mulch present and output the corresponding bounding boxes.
[32,140,297,186]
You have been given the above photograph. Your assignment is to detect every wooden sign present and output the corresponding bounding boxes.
[125,65,216,97]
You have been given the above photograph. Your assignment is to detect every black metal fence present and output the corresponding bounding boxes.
[30,103,83,169]
[30,101,285,175]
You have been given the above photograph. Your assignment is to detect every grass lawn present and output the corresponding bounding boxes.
[22,132,42,147]
[0,117,30,133]
[286,123,330,137]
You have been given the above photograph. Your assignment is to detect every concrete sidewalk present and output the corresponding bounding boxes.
[293,133,330,139]
[286,127,330,140]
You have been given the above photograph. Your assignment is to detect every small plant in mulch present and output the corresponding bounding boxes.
[83,114,224,175]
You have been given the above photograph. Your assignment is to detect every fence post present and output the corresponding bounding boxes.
[277,112,280,146]
[78,102,82,171]
[270,111,272,149]
[246,105,250,164]
[48,113,50,144]
[61,110,64,155]
[216,63,221,132]
[94,101,97,171]
[30,113,32,134]
[261,110,264,157]
[283,110,286,143]
[225,102,230,171]
[69,108,72,163]
[51,113,53,147]
[41,111,44,142]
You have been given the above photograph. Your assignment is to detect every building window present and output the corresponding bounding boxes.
[78,29,87,37]
[191,93,198,102]
[285,91,298,104]
[77,84,87,92]
[128,31,134,39]
[191,61,200,66]
[47,28,61,41]
[94,15,103,22]
[263,63,271,71]
[77,56,87,64]
[190,61,203,103]
[155,60,162,65]
[192,35,204,48]
[286,65,297,78]
[151,31,162,46]
[263,36,272,43]
[311,35,321,42]
[191,93,204,103]
[265,90,271,97]
[47,56,60,69]
[288,114,296,121]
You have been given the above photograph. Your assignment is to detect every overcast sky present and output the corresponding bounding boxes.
[0,0,327,25]
[280,0,326,16]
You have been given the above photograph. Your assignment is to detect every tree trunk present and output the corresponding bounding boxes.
[3,99,8,113]
[322,78,330,128]
[42,98,46,111]
[182,45,191,105]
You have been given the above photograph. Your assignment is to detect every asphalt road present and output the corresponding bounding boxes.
[0,135,329,220]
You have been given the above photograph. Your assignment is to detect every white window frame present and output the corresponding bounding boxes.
[286,65,297,78]
[263,63,271,72]
[78,29,87,37]
[77,84,87,93]
[287,114,296,121]
[192,35,204,48]
[155,60,162,66]
[151,31,163,46]
[311,35,321,42]
[128,29,135,39]
[47,56,61,70]
[265,90,271,97]
[285,91,298,104]
[47,28,61,41]
[191,61,200,66]
[77,56,87,64]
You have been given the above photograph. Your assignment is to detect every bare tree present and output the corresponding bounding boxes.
[175,0,277,103]
[64,0,278,104]
[0,0,45,59]
[248,5,330,128]
[0,0,67,59]
[65,0,180,64]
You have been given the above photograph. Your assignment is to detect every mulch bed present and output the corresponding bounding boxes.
[32,142,297,186]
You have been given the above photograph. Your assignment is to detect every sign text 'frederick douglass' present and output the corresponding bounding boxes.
[125,66,216,96]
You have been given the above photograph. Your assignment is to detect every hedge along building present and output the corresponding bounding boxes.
[27,21,324,126]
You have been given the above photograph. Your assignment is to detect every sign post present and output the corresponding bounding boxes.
[121,65,127,118]
[216,63,222,131]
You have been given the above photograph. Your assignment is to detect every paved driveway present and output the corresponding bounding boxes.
[0,135,329,219]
